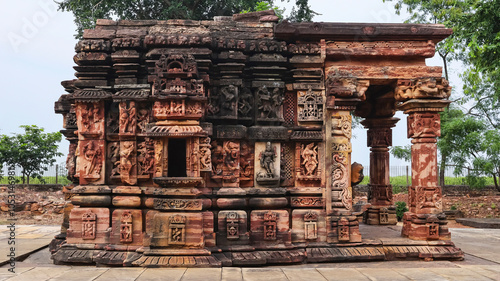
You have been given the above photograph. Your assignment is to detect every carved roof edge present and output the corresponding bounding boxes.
[275,22,452,43]
[72,89,112,100]
[290,130,323,141]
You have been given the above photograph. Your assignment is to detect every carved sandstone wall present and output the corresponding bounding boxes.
[51,11,462,266]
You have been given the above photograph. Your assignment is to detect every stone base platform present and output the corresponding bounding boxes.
[455,218,500,229]
[50,224,464,267]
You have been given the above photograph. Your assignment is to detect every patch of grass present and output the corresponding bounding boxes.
[0,176,70,185]
[491,203,497,209]
[450,204,458,210]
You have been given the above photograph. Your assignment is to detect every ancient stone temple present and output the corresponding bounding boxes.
[51,10,463,266]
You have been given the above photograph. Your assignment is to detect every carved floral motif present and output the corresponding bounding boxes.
[226,212,239,240]
[120,211,133,243]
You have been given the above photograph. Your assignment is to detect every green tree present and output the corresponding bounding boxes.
[0,125,63,185]
[390,145,412,163]
[384,0,500,188]
[57,0,317,38]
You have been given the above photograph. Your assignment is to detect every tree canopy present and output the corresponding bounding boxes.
[0,125,63,185]
[385,0,500,189]
[57,0,317,38]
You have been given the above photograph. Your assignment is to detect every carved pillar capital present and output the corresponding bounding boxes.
[325,69,369,109]
[361,117,399,148]
[395,77,451,102]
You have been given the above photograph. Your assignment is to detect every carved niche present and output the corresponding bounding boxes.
[263,211,277,241]
[82,211,97,240]
[426,215,440,239]
[256,86,283,120]
[168,215,187,245]
[226,212,239,240]
[297,89,323,122]
[256,142,280,185]
[379,207,389,225]
[120,211,133,243]
[304,211,318,240]
[297,142,320,180]
[150,53,202,97]
[119,101,137,135]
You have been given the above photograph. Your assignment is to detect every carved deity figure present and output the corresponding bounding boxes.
[211,141,224,176]
[220,85,237,116]
[119,101,136,133]
[239,142,254,178]
[137,138,154,176]
[199,138,212,171]
[120,142,135,182]
[301,143,318,176]
[81,103,100,133]
[238,88,253,117]
[83,141,102,176]
[260,142,276,178]
[108,142,120,177]
[136,109,149,133]
[256,86,283,119]
[223,141,239,174]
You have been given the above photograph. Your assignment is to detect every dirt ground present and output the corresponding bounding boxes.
[2,186,499,226]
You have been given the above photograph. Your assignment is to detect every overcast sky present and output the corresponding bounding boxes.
[0,0,458,168]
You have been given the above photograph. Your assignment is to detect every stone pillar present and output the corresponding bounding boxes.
[324,69,369,243]
[361,117,399,225]
[396,78,452,240]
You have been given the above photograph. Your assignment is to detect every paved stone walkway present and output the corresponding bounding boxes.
[1,226,499,280]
